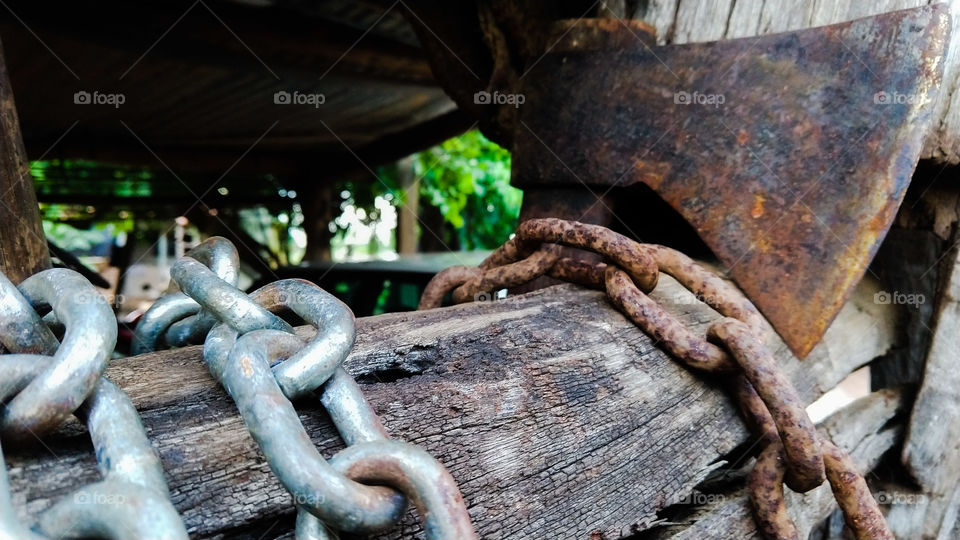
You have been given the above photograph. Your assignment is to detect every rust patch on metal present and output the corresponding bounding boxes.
[512,6,950,357]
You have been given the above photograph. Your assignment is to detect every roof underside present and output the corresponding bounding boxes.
[1,0,469,182]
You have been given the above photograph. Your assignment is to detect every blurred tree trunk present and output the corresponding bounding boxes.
[396,156,418,255]
[301,181,334,262]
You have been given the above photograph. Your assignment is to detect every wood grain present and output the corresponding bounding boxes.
[5,278,894,539]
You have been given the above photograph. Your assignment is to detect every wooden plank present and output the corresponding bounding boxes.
[896,235,960,539]
[650,388,905,539]
[635,0,960,164]
[0,36,49,283]
[5,278,894,539]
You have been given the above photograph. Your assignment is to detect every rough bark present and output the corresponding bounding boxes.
[0,36,49,283]
[5,278,894,539]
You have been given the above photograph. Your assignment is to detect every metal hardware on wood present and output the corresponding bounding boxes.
[421,217,893,540]
[153,238,477,539]
[0,268,187,540]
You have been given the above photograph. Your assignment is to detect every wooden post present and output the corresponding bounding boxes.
[300,180,334,262]
[396,155,418,255]
[0,36,50,283]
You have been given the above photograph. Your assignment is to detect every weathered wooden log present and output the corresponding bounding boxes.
[650,388,905,539]
[5,277,895,539]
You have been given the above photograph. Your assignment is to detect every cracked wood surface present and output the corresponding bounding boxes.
[5,278,893,539]
[650,388,904,539]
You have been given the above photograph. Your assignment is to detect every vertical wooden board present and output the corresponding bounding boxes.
[672,0,735,43]
[636,0,681,44]
[724,1,764,39]
[0,37,49,283]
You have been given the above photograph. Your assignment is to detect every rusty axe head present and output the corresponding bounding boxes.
[511,5,950,357]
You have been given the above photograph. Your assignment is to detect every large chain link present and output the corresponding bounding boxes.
[421,218,893,540]
[140,237,477,539]
[0,269,187,540]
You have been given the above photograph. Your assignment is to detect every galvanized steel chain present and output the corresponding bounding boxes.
[420,217,893,540]
[131,236,240,354]
[143,237,476,539]
[0,269,187,540]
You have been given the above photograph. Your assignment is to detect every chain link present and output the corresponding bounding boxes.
[131,236,241,354]
[0,268,187,540]
[141,238,477,539]
[1,220,891,538]
[421,217,893,540]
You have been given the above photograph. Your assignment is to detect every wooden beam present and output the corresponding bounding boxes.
[0,36,49,283]
[4,276,895,538]
[0,0,436,85]
[650,388,904,539]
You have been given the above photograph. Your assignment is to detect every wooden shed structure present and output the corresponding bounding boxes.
[2,1,960,539]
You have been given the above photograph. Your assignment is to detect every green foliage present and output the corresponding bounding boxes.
[413,130,520,250]
[333,130,520,253]
[42,221,112,252]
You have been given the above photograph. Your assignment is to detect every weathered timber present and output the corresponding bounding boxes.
[650,388,904,539]
[0,36,49,284]
[5,278,895,539]
[897,221,960,539]
[864,176,960,539]
[634,0,960,164]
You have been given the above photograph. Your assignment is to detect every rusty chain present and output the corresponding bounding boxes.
[139,237,477,539]
[1,222,890,538]
[0,269,187,540]
[420,217,893,540]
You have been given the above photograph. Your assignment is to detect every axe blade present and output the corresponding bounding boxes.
[513,5,950,357]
